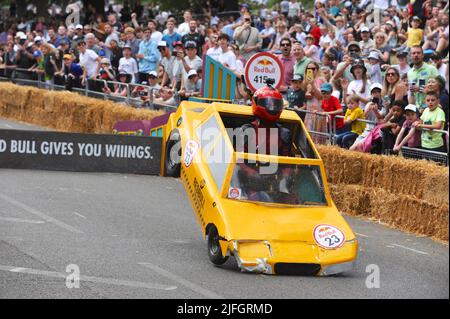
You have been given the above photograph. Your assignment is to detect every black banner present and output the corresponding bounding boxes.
[0,129,162,175]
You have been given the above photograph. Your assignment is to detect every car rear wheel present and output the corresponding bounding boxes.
[164,131,181,177]
[208,225,229,265]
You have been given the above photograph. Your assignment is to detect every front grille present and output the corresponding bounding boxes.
[274,263,321,276]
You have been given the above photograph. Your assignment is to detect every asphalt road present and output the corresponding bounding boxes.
[0,118,448,299]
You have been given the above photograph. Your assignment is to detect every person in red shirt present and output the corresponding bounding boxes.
[320,83,345,134]
[309,18,322,47]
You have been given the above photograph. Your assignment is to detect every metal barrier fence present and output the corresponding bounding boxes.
[0,67,178,112]
[286,108,334,145]
[332,114,449,166]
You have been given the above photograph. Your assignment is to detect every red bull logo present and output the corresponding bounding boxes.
[253,58,276,74]
[256,59,273,67]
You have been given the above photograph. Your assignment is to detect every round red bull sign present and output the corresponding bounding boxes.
[313,224,346,249]
[244,52,284,92]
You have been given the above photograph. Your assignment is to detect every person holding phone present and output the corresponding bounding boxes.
[233,14,261,61]
[303,61,326,144]
[407,45,439,111]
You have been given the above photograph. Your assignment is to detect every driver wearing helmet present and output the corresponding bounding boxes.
[234,80,297,204]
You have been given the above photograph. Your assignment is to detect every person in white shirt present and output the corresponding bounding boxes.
[177,10,192,36]
[304,35,320,63]
[217,33,237,72]
[179,41,203,88]
[77,40,101,86]
[148,20,163,44]
[206,33,222,61]
[118,45,138,83]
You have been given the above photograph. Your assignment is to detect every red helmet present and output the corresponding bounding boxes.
[251,85,284,122]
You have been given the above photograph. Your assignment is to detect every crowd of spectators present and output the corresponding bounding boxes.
[0,0,448,155]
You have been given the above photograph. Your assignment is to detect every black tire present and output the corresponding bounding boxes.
[164,131,181,177]
[207,225,229,265]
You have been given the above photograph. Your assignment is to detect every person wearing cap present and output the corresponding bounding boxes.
[349,81,389,152]
[178,39,202,88]
[146,70,162,91]
[162,19,182,51]
[393,104,422,152]
[179,69,201,99]
[54,54,83,90]
[391,50,411,77]
[358,26,374,56]
[71,24,85,49]
[14,33,35,80]
[286,74,306,117]
[119,44,138,83]
[105,71,129,97]
[341,59,371,109]
[332,41,368,82]
[367,50,382,84]
[320,82,345,134]
[405,16,424,49]
[156,40,174,88]
[304,34,320,63]
[136,27,160,84]
[97,57,116,84]
[318,10,346,45]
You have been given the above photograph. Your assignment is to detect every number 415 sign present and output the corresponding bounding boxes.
[244,52,284,93]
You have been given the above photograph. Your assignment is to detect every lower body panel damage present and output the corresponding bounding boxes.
[229,239,358,276]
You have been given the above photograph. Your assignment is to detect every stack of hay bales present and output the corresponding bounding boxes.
[0,82,163,133]
[317,145,449,242]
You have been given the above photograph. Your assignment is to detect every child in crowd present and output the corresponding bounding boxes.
[335,94,366,148]
[350,83,387,152]
[406,16,424,49]
[320,82,345,134]
[286,74,306,120]
[393,104,421,152]
[118,45,138,83]
[412,91,446,152]
[380,100,405,152]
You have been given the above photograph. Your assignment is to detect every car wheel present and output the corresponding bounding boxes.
[164,131,181,177]
[208,225,229,265]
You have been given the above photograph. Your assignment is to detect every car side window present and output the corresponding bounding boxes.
[196,114,232,193]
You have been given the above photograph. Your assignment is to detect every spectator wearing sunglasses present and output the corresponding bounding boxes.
[276,38,295,96]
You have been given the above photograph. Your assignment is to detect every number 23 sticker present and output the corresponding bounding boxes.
[313,225,345,249]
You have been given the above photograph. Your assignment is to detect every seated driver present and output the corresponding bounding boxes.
[233,80,298,204]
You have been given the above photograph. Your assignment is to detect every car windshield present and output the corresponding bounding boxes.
[227,161,327,206]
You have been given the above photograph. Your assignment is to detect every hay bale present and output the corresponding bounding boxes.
[318,144,449,205]
[0,82,164,134]
[330,184,449,242]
